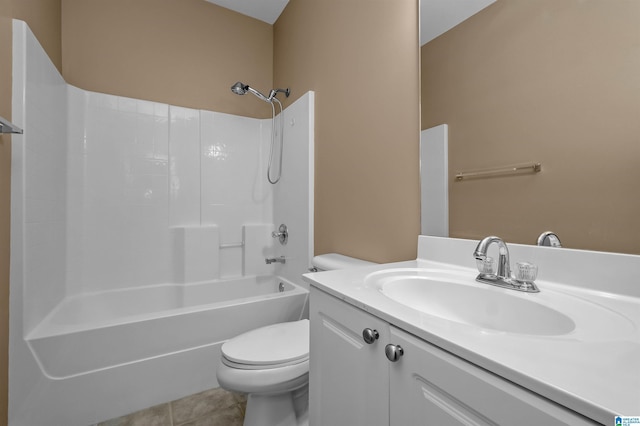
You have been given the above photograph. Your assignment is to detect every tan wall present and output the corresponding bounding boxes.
[12,0,62,72]
[422,0,640,254]
[274,0,421,263]
[0,1,62,423]
[62,0,273,118]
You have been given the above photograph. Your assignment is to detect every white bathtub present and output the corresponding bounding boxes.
[20,275,308,425]
[27,275,308,378]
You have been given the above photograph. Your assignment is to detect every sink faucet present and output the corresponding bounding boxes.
[473,236,511,279]
[265,256,286,265]
[537,231,562,247]
[473,236,539,293]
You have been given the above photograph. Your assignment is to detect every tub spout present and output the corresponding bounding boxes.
[265,256,286,265]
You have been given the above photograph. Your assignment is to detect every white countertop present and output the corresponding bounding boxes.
[303,236,640,424]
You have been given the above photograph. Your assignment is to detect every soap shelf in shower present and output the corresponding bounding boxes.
[220,241,244,249]
[455,162,541,181]
[0,115,23,134]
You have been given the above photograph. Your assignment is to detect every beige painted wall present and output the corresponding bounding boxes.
[422,0,640,254]
[12,0,62,72]
[0,1,62,422]
[274,0,421,263]
[62,0,273,118]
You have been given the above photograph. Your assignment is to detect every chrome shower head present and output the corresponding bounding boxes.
[230,81,270,102]
[231,81,248,95]
[231,82,290,103]
[230,81,289,185]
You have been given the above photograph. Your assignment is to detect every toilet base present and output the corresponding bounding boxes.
[244,388,308,426]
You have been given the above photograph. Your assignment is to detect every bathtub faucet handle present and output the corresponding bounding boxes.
[271,224,288,245]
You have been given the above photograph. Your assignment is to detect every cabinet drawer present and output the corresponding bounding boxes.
[389,327,598,426]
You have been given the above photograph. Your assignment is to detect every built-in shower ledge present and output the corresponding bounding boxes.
[25,276,308,379]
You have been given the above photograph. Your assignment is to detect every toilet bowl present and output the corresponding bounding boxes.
[217,320,310,426]
[216,253,374,426]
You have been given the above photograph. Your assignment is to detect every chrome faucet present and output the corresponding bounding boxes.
[537,231,562,247]
[473,236,539,293]
[473,236,511,279]
[265,256,286,265]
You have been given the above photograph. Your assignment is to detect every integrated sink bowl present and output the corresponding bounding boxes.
[377,275,575,336]
[363,268,634,338]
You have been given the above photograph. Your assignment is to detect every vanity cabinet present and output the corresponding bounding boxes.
[309,288,389,426]
[310,288,598,426]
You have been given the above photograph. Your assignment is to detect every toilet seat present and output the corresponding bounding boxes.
[221,319,309,370]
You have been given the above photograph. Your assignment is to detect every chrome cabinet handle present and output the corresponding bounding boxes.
[385,344,404,362]
[362,328,379,344]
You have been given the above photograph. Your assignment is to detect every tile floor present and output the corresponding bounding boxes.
[94,387,246,426]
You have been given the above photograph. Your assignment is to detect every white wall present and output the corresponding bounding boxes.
[10,21,68,335]
[13,20,314,310]
[272,93,315,286]
[65,91,279,292]
[420,125,448,237]
[10,20,68,426]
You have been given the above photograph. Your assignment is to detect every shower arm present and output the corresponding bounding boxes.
[267,88,291,101]
[246,86,270,102]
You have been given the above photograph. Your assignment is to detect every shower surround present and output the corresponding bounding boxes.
[9,21,314,426]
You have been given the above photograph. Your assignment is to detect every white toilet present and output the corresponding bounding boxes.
[216,253,374,426]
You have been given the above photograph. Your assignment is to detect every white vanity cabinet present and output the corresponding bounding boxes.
[310,287,598,426]
[309,287,390,426]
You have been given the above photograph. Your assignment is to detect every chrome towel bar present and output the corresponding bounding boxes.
[455,162,541,181]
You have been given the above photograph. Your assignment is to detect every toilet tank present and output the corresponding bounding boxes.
[311,253,375,271]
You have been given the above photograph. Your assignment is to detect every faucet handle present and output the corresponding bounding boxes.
[476,257,496,277]
[271,224,288,245]
[515,262,538,290]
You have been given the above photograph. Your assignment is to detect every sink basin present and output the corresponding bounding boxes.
[365,269,576,336]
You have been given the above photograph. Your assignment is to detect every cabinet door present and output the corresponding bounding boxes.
[389,326,598,426]
[309,288,389,426]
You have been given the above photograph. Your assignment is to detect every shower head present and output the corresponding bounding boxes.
[230,81,289,185]
[231,81,270,102]
[231,81,248,95]
[231,82,290,103]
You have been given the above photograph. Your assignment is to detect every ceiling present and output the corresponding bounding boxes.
[420,0,496,45]
[204,0,289,25]
[204,0,496,45]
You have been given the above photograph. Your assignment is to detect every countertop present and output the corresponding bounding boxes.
[303,237,640,424]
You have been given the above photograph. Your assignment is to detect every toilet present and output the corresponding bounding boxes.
[216,253,374,426]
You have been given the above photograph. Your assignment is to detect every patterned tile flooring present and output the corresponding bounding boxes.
[95,388,246,426]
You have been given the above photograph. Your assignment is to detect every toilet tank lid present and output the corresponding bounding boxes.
[311,253,376,271]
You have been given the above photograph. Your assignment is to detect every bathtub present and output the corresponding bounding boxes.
[20,275,308,425]
[27,275,308,378]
